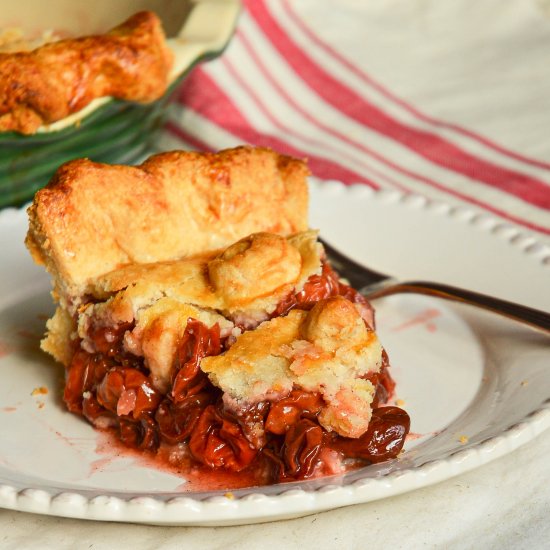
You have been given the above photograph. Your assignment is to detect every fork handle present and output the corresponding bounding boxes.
[365,280,550,333]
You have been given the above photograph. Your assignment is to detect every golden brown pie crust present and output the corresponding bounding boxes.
[0,11,173,134]
[26,147,310,304]
[202,297,382,438]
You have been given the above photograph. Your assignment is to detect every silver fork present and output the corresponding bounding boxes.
[320,238,550,334]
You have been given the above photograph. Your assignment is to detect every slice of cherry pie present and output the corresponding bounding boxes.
[26,146,409,484]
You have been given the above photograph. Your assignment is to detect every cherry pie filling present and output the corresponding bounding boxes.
[64,263,410,483]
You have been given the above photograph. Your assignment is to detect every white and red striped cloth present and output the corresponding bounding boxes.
[159,0,550,238]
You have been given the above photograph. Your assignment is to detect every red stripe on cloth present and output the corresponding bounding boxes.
[283,0,550,172]
[222,55,407,190]
[236,30,430,188]
[236,28,550,223]
[174,70,550,235]
[247,1,550,210]
[173,71,379,186]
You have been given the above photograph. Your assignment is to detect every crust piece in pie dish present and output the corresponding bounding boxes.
[0,11,173,135]
[26,146,410,485]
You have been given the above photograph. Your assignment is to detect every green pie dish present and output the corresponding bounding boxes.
[0,0,240,209]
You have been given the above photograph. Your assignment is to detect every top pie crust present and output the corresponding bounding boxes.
[26,146,309,306]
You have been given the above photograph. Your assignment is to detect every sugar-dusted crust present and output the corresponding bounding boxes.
[73,231,321,391]
[94,232,318,296]
[0,11,173,135]
[202,296,383,438]
[26,147,310,305]
[81,231,321,324]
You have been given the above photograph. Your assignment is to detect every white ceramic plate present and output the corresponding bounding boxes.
[0,182,549,526]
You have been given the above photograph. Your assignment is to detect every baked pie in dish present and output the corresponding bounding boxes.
[0,2,241,209]
[0,11,173,135]
[26,146,410,484]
